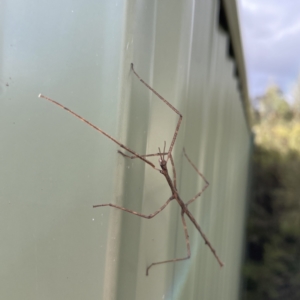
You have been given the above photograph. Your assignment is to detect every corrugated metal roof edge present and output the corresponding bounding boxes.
[218,0,252,132]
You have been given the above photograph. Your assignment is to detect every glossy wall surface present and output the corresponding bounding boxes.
[0,0,251,299]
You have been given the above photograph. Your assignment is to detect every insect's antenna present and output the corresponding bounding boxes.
[158,147,163,161]
[131,63,182,163]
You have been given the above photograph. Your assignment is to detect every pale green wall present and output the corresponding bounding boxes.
[0,0,251,299]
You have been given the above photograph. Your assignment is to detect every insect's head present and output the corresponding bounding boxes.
[158,157,166,167]
[158,141,167,169]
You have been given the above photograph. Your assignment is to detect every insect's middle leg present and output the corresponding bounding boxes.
[146,210,191,276]
[183,148,209,207]
[93,196,174,219]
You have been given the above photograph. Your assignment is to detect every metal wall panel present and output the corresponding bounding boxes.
[0,0,250,299]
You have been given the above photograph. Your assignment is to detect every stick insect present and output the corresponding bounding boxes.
[38,63,224,276]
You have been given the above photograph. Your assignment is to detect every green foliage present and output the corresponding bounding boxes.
[253,119,300,154]
[253,84,300,154]
[291,75,300,115]
[243,85,300,300]
[257,85,291,121]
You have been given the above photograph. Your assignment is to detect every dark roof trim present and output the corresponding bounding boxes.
[218,0,251,129]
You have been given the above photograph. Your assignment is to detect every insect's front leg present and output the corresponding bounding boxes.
[131,64,182,162]
[117,150,167,160]
[38,93,160,172]
[118,151,178,189]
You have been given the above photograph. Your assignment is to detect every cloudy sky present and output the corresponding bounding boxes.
[238,0,300,102]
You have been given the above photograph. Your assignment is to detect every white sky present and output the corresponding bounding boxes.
[238,0,300,100]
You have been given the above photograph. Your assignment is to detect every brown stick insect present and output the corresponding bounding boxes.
[38,63,224,275]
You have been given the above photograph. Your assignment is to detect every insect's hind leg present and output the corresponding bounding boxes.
[146,210,191,276]
[183,148,209,207]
